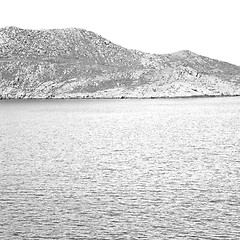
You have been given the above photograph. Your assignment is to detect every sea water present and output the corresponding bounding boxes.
[1,97,240,239]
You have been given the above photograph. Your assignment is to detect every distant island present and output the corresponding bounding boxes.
[0,26,240,99]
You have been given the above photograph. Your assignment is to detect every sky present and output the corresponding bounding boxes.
[0,0,239,65]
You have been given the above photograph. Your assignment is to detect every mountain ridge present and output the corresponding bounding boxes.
[0,26,240,99]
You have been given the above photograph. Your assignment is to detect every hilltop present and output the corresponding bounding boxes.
[0,26,240,99]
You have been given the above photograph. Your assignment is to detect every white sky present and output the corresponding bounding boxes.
[0,0,239,65]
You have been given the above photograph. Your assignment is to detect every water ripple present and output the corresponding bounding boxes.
[0,98,240,239]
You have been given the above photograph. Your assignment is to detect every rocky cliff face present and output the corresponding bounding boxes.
[0,26,240,99]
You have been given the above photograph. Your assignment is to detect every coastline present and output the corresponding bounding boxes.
[1,94,240,101]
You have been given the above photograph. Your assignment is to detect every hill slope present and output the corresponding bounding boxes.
[0,26,240,99]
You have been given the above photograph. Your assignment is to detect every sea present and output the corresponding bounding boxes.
[0,97,240,239]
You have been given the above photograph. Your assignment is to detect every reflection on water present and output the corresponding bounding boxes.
[0,97,240,239]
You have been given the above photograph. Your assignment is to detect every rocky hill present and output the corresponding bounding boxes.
[0,26,240,99]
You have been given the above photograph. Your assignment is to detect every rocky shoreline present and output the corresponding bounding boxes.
[1,94,240,100]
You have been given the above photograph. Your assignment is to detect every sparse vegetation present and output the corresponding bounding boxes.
[0,27,240,99]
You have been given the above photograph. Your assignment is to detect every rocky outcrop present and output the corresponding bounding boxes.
[0,26,240,99]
